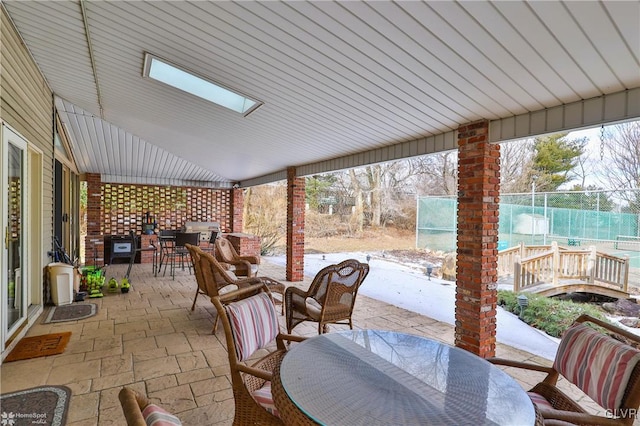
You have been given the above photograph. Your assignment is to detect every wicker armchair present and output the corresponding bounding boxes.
[285,258,369,334]
[213,283,305,425]
[185,243,206,311]
[118,387,181,426]
[489,314,640,425]
[215,237,260,277]
[199,250,263,333]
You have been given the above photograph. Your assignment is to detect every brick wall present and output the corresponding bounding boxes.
[455,120,499,358]
[102,183,232,235]
[84,175,236,266]
[286,167,305,281]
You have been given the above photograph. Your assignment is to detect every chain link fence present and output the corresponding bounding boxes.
[417,189,640,268]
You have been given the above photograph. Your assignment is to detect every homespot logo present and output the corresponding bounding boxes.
[605,408,638,419]
[0,412,16,426]
[0,411,47,425]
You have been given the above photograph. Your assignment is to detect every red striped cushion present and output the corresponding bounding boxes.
[142,404,182,425]
[527,391,554,411]
[226,292,279,361]
[251,381,279,417]
[554,322,640,410]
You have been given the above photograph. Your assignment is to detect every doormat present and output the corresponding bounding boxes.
[3,332,72,363]
[43,303,97,324]
[0,385,71,426]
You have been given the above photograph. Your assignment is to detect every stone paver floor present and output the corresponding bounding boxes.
[0,259,616,424]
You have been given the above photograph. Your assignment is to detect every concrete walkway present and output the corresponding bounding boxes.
[0,259,607,425]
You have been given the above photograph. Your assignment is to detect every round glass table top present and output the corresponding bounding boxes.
[279,330,535,425]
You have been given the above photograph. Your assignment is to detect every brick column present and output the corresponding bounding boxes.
[231,188,244,232]
[84,173,104,266]
[455,120,499,358]
[286,167,305,281]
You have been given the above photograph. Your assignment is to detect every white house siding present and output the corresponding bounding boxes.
[0,6,54,344]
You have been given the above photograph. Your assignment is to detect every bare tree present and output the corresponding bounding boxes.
[597,121,640,208]
[572,139,593,190]
[348,169,365,233]
[498,139,535,193]
[341,161,421,230]
[243,183,287,254]
[410,152,458,195]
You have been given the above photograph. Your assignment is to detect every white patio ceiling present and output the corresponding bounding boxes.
[3,1,639,188]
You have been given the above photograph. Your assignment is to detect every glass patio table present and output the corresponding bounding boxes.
[277,330,536,425]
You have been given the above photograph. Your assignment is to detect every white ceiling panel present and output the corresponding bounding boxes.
[3,0,639,187]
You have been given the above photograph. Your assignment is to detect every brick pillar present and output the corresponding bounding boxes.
[84,173,104,266]
[286,167,305,281]
[231,188,244,232]
[455,120,499,358]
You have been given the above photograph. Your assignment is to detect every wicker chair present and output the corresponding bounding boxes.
[118,387,181,426]
[215,237,260,277]
[185,243,212,311]
[213,283,305,425]
[199,250,263,333]
[285,258,369,334]
[489,314,640,425]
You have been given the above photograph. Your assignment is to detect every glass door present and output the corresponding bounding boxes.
[2,126,27,342]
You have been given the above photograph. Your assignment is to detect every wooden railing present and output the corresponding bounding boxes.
[595,252,630,288]
[497,242,551,276]
[501,241,629,293]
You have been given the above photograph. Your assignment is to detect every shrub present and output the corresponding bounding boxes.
[497,290,608,338]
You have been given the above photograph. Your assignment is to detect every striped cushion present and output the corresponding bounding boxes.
[226,292,279,361]
[527,391,554,411]
[251,381,279,417]
[142,404,182,425]
[554,322,640,410]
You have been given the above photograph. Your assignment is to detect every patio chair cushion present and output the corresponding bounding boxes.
[305,296,350,320]
[305,297,322,319]
[141,403,182,425]
[527,391,554,411]
[250,381,279,417]
[226,292,279,361]
[553,322,640,411]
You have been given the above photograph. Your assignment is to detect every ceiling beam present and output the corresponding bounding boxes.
[489,88,640,143]
[80,0,104,119]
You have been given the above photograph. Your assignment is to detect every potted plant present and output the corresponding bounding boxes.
[108,277,119,293]
[120,277,130,293]
[87,271,104,298]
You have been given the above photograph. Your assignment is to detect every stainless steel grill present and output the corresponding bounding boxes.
[183,222,221,244]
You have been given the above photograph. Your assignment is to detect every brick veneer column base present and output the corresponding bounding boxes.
[225,233,261,258]
[286,167,305,282]
[455,120,499,358]
[85,173,103,266]
[231,188,244,232]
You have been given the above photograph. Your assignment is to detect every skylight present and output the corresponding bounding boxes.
[142,53,262,116]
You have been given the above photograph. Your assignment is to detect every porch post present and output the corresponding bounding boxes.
[84,173,104,267]
[231,187,244,232]
[286,167,305,281]
[455,120,499,358]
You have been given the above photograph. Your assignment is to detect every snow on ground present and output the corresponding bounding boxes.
[266,252,559,360]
